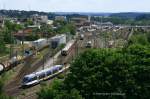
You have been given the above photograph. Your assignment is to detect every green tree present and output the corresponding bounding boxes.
[37,79,83,99]
[0,38,6,53]
[0,80,12,99]
[63,46,150,99]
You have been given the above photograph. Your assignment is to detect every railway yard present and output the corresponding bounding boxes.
[0,25,148,99]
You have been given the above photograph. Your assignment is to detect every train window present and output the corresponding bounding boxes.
[46,70,52,76]
[38,73,46,79]
[59,66,63,70]
[32,76,37,81]
[61,51,67,56]
[23,76,37,83]
[23,77,29,83]
[53,69,58,73]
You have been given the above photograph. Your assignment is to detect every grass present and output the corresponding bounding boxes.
[0,69,15,83]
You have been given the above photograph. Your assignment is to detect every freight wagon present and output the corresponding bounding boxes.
[32,39,48,50]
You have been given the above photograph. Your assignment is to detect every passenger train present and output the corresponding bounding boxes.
[61,40,76,56]
[22,65,63,86]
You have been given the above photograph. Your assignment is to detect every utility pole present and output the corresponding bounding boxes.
[10,32,14,59]
[43,55,45,70]
[21,29,25,59]
[75,38,78,56]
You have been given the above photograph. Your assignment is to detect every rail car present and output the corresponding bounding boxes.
[0,53,33,73]
[108,40,114,48]
[32,38,49,51]
[61,40,76,56]
[22,65,63,86]
[0,56,22,73]
[85,41,92,48]
[79,34,84,40]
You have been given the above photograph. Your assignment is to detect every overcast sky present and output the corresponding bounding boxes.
[0,0,150,12]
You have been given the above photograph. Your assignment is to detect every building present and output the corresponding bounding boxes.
[70,17,88,27]
[55,16,66,21]
[31,14,48,24]
[47,20,53,25]
[0,16,5,28]
[51,34,66,49]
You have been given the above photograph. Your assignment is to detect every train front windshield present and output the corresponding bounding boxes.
[23,77,30,83]
[61,51,67,56]
[22,77,34,83]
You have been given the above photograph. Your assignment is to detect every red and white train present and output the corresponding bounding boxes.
[61,40,76,56]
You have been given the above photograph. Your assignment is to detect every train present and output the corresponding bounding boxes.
[61,40,76,56]
[85,41,92,48]
[32,38,48,50]
[108,40,114,48]
[0,51,33,73]
[0,56,23,73]
[22,65,63,86]
[79,34,84,40]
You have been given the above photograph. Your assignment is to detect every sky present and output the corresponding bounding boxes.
[0,0,150,12]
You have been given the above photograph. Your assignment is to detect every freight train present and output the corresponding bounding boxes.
[0,55,23,73]
[0,51,33,73]
[32,38,49,51]
[22,65,64,86]
[61,40,76,56]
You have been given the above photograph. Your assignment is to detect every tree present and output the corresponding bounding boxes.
[37,79,83,99]
[0,37,6,53]
[2,20,23,44]
[63,46,150,99]
[0,80,12,99]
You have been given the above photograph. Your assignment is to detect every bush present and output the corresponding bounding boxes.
[64,47,150,99]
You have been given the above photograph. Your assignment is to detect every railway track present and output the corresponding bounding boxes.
[4,34,97,98]
[4,39,79,98]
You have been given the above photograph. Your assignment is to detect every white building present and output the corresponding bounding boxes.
[51,34,66,49]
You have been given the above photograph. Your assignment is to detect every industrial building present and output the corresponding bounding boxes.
[51,34,66,49]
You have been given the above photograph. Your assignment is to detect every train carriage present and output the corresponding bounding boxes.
[61,40,76,56]
[22,65,63,86]
[0,53,33,73]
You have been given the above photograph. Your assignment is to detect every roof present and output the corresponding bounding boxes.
[51,34,66,39]
[33,38,46,43]
[24,65,62,78]
[0,64,4,71]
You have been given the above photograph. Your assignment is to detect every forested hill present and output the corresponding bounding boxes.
[0,10,55,19]
[110,12,150,19]
[1,10,150,20]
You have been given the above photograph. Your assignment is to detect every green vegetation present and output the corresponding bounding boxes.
[128,29,150,46]
[3,20,23,43]
[0,81,12,99]
[91,16,150,25]
[0,37,8,55]
[0,72,14,99]
[54,20,76,35]
[0,20,22,56]
[37,79,83,99]
[38,31,150,99]
[25,33,40,41]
